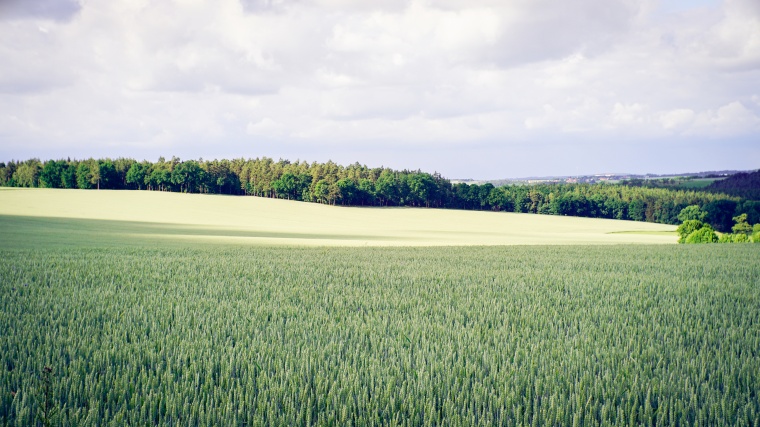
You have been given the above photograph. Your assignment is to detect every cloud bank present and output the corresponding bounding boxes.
[0,0,758,177]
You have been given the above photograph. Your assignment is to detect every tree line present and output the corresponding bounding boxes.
[676,206,760,244]
[2,157,758,231]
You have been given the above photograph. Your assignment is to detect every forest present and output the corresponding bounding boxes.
[705,170,760,200]
[1,157,758,232]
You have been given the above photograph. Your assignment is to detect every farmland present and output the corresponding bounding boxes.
[2,244,760,426]
[0,188,676,247]
[1,189,759,426]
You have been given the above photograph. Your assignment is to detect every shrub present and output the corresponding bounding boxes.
[733,233,749,243]
[677,220,704,243]
[685,225,719,244]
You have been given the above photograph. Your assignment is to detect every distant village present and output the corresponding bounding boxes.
[453,170,741,187]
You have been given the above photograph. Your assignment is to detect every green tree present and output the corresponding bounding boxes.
[704,200,738,232]
[272,173,296,199]
[39,160,64,188]
[628,198,646,222]
[98,160,117,189]
[487,188,511,211]
[0,162,15,186]
[731,214,752,235]
[76,159,101,189]
[477,183,495,210]
[313,179,329,204]
[357,178,376,205]
[375,171,398,206]
[676,220,704,244]
[452,183,474,209]
[606,198,628,220]
[677,205,707,223]
[126,162,148,190]
[335,178,358,205]
[407,173,438,207]
[327,181,341,205]
[147,168,171,191]
[171,160,204,193]
[113,158,136,188]
[76,162,94,189]
[61,161,77,188]
[12,159,41,187]
[204,159,241,194]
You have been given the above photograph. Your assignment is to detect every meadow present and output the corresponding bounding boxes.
[0,188,676,247]
[1,188,759,426]
[675,178,722,190]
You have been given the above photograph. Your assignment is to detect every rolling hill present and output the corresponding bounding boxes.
[0,188,676,247]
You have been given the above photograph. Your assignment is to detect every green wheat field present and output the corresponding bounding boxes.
[1,188,759,426]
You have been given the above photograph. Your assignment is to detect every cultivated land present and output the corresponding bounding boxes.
[2,187,758,426]
[0,188,676,247]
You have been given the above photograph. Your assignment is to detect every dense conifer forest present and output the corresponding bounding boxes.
[706,170,760,200]
[1,157,758,231]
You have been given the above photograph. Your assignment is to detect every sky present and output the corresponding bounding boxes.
[0,0,759,179]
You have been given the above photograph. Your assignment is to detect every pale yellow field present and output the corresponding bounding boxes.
[0,188,677,246]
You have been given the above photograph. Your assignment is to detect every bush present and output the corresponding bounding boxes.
[732,233,749,243]
[684,226,718,244]
[677,220,704,244]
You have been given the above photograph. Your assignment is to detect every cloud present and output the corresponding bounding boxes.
[659,109,695,131]
[611,102,648,126]
[239,0,290,13]
[0,0,81,21]
[692,101,760,135]
[246,117,283,136]
[0,0,759,177]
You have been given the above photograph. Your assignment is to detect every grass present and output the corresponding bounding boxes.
[1,188,758,426]
[676,178,722,189]
[2,244,758,425]
[608,230,678,236]
[0,188,677,247]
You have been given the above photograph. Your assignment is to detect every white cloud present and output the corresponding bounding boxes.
[611,103,648,126]
[692,101,760,135]
[246,117,283,136]
[0,0,759,176]
[659,109,696,131]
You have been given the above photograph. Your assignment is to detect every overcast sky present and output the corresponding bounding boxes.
[1,0,758,178]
